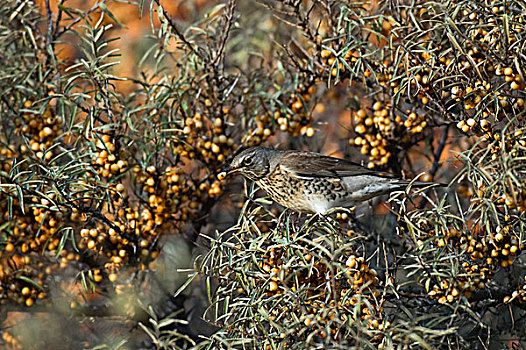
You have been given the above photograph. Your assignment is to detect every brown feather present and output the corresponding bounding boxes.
[279,151,396,179]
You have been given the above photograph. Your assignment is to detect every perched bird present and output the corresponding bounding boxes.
[222,147,438,214]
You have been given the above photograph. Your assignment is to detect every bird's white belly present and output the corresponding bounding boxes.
[300,193,332,214]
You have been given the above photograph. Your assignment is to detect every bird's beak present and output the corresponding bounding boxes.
[217,166,240,180]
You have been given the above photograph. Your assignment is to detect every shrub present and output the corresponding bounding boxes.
[0,0,525,349]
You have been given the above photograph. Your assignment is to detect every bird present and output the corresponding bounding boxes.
[221,147,439,214]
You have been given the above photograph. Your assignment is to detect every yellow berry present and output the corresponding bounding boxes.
[268,281,278,291]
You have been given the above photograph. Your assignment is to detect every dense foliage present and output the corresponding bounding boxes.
[1,0,525,349]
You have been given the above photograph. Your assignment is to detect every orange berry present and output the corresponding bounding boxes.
[268,281,278,291]
[321,49,332,58]
[109,273,118,282]
[5,242,14,253]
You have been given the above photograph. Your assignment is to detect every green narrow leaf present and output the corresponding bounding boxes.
[55,227,71,258]
[16,276,44,291]
[99,3,126,28]
[16,185,25,215]
[139,0,145,18]
[173,271,198,298]
[35,211,48,238]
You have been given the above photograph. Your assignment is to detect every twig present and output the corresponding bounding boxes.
[429,124,450,178]
[45,0,53,42]
[55,2,100,38]
[152,0,207,62]
[415,125,449,209]
[213,0,237,69]
[52,0,65,38]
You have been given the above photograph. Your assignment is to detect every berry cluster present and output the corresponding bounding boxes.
[16,101,63,161]
[91,134,128,178]
[242,84,317,147]
[319,38,438,168]
[351,102,428,168]
[411,217,523,304]
[0,104,73,308]
[504,276,526,304]
[205,204,390,348]
[177,109,235,164]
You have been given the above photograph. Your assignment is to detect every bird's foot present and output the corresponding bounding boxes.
[297,207,357,234]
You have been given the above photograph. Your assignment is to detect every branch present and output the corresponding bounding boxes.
[213,0,237,69]
[429,125,450,178]
[55,2,100,38]
[152,0,208,62]
[45,0,53,42]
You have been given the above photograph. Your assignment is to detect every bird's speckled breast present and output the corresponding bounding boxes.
[257,166,349,213]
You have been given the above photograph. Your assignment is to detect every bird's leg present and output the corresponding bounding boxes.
[303,211,322,228]
[324,206,356,216]
[276,208,303,237]
[276,208,289,228]
[306,208,342,231]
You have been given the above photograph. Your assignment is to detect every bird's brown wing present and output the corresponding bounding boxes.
[279,151,396,179]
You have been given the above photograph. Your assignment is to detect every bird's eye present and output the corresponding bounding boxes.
[242,156,253,166]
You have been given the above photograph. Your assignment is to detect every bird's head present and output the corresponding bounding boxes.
[223,147,276,181]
